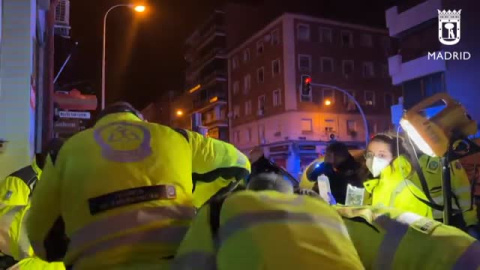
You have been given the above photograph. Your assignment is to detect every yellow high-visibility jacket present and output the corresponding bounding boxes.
[336,205,480,270]
[0,161,41,206]
[363,156,433,218]
[173,190,364,270]
[27,112,250,270]
[410,155,478,226]
[0,204,64,269]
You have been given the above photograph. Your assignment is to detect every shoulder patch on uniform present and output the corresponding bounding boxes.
[4,191,13,200]
[427,160,439,171]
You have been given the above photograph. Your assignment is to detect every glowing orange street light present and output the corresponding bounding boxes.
[134,5,146,12]
[176,110,184,117]
[324,99,332,106]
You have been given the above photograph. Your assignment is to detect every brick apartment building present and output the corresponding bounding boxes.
[228,13,400,177]
[183,3,266,141]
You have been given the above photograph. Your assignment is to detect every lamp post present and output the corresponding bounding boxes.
[101,4,146,110]
[310,82,369,148]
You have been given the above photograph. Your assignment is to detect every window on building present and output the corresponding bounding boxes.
[298,55,312,72]
[342,60,354,76]
[273,89,282,106]
[272,29,280,45]
[233,105,240,118]
[259,124,266,141]
[343,90,356,104]
[247,128,252,142]
[360,34,373,47]
[272,59,281,76]
[368,120,378,135]
[347,120,357,132]
[245,100,252,115]
[319,27,333,43]
[325,119,335,133]
[233,81,240,95]
[301,118,313,132]
[381,64,389,78]
[243,48,251,62]
[362,62,375,78]
[321,57,334,73]
[297,24,310,41]
[341,31,354,47]
[258,95,266,113]
[257,67,265,83]
[257,41,264,55]
[232,56,239,69]
[384,92,394,108]
[300,74,312,102]
[235,130,240,143]
[364,91,375,106]
[323,88,335,104]
[243,74,251,94]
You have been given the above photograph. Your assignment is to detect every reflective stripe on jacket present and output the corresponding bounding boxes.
[363,156,432,218]
[0,163,41,206]
[410,155,478,226]
[336,205,480,270]
[27,113,250,269]
[173,190,364,270]
[0,205,32,260]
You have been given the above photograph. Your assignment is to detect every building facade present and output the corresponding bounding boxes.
[386,0,480,121]
[228,13,400,177]
[0,0,57,179]
[184,3,264,141]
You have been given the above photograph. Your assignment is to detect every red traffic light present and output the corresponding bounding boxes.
[305,77,312,84]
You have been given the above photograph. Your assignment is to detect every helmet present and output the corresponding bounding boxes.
[247,172,294,194]
[95,102,144,123]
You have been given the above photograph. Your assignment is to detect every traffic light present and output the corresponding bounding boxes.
[301,76,312,96]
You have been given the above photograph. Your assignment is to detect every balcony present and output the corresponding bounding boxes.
[386,0,442,37]
[201,70,227,85]
[388,52,446,85]
[193,91,227,112]
[186,48,226,76]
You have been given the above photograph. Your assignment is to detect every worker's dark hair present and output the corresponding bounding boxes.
[369,133,410,160]
[326,141,350,157]
[95,102,144,123]
[247,172,294,194]
[35,138,65,169]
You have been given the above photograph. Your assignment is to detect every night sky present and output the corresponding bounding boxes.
[62,0,390,110]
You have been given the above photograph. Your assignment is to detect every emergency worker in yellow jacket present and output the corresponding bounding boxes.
[0,158,42,207]
[0,139,63,207]
[172,175,364,270]
[363,134,432,218]
[0,204,65,269]
[336,205,480,270]
[239,167,478,270]
[27,102,250,270]
[410,154,478,228]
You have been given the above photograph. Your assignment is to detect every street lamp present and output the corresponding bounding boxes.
[324,99,332,106]
[176,110,184,117]
[101,4,147,110]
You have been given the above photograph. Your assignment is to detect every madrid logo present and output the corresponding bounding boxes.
[438,10,461,46]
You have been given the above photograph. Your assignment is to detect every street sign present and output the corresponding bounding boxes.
[58,111,91,119]
[54,119,83,133]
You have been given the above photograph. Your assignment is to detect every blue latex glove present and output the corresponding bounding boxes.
[327,192,337,205]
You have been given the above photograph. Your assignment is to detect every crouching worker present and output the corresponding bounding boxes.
[0,204,65,269]
[228,161,480,270]
[172,171,364,270]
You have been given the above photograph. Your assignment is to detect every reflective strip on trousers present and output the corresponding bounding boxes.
[78,226,189,259]
[172,252,217,270]
[0,206,25,257]
[374,213,423,270]
[453,241,480,270]
[217,210,350,247]
[69,206,195,250]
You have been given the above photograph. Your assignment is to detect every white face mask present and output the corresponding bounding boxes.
[366,157,390,177]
